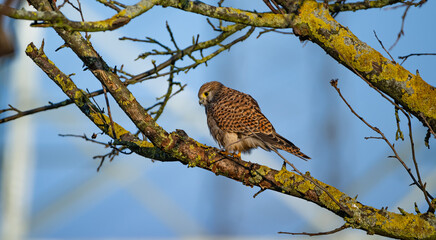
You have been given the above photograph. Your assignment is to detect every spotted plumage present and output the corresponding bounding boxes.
[198,81,310,160]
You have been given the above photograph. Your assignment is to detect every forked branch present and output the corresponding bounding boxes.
[330,79,434,212]
[25,40,436,239]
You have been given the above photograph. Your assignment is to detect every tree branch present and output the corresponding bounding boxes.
[13,0,434,136]
[25,40,436,239]
[274,0,436,133]
[22,0,436,238]
[0,22,248,123]
[140,0,436,132]
[0,0,154,31]
[25,41,176,162]
[328,0,405,13]
[0,1,297,30]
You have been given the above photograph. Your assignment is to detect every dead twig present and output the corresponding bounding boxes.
[330,79,434,209]
[399,53,436,65]
[0,89,103,124]
[395,105,405,141]
[0,104,22,114]
[420,112,436,149]
[257,28,293,39]
[253,188,266,198]
[58,133,132,171]
[102,83,117,139]
[336,47,434,209]
[147,67,186,121]
[262,0,280,14]
[1,24,249,124]
[373,30,396,63]
[389,4,411,50]
[279,223,350,236]
[59,133,108,146]
[95,0,122,12]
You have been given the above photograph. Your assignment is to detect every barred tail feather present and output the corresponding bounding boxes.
[272,133,311,160]
[254,132,310,160]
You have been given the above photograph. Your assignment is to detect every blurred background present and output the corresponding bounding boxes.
[0,0,435,239]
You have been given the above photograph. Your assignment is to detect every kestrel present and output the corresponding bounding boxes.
[198,81,310,160]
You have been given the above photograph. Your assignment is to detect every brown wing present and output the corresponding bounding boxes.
[210,86,275,135]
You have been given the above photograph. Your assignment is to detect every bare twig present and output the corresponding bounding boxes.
[148,67,186,121]
[279,223,350,236]
[270,0,285,14]
[59,133,109,146]
[95,0,121,12]
[389,4,411,50]
[373,30,396,63]
[102,83,117,139]
[424,130,431,149]
[329,0,404,13]
[58,133,132,171]
[395,105,404,141]
[262,0,280,14]
[1,23,248,124]
[0,89,104,124]
[330,79,434,207]
[166,21,180,52]
[0,104,21,114]
[406,109,433,211]
[257,28,293,39]
[206,18,222,32]
[420,112,436,138]
[94,149,119,171]
[253,187,266,198]
[123,23,247,83]
[399,53,436,65]
[336,48,434,208]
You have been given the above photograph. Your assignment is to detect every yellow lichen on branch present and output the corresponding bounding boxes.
[402,73,436,119]
[25,42,131,141]
[18,1,436,239]
[291,0,436,131]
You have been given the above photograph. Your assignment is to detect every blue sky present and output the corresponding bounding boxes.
[1,1,435,239]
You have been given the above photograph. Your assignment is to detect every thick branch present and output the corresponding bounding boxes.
[23,0,436,238]
[1,0,409,31]
[276,0,436,132]
[0,0,154,31]
[146,0,436,133]
[0,23,248,123]
[25,41,176,162]
[328,0,405,13]
[0,1,297,30]
[156,0,295,28]
[139,0,436,131]
[26,39,436,240]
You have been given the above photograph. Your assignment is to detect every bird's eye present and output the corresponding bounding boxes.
[204,92,209,97]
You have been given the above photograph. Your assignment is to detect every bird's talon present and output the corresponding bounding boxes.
[281,161,287,170]
[220,150,241,159]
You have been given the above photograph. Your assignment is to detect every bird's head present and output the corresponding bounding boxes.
[198,81,224,106]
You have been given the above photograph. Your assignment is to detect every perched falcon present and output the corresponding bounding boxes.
[198,81,310,160]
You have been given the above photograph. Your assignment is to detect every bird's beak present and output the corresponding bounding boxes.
[199,98,205,106]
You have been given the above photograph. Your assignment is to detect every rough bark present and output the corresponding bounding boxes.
[20,0,436,239]
[2,1,434,131]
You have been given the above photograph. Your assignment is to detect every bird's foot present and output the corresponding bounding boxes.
[220,150,241,159]
[281,161,287,170]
